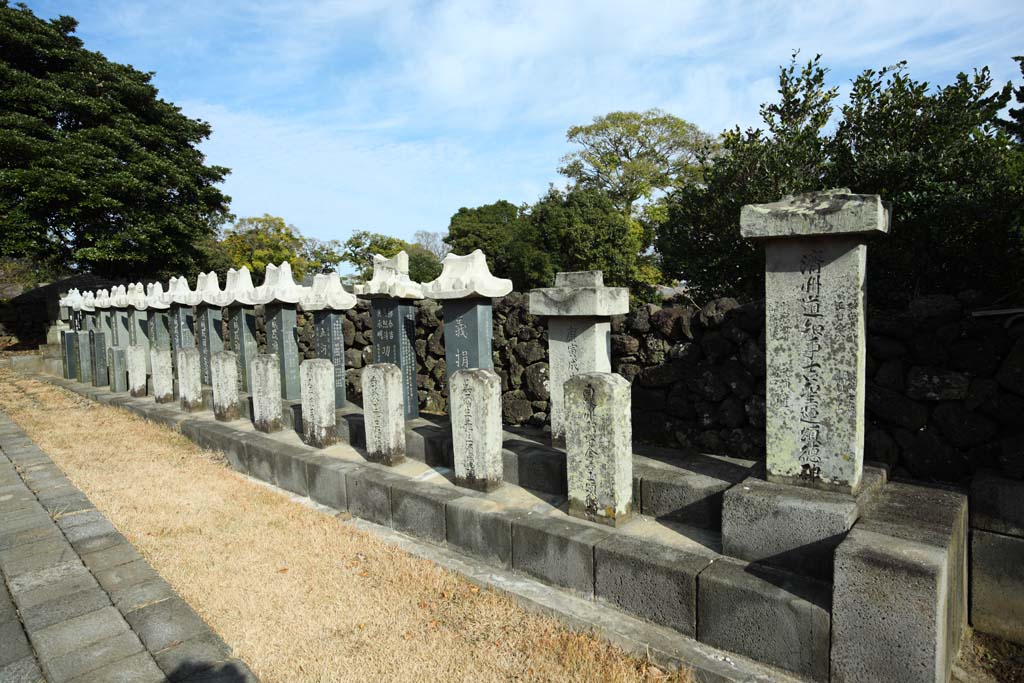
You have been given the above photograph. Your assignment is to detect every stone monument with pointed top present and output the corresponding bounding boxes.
[301,272,357,409]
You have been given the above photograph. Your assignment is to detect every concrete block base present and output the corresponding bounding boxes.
[511,514,610,595]
[970,529,1024,645]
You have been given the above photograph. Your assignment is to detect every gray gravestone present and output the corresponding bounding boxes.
[112,309,130,348]
[252,353,283,432]
[313,311,348,409]
[151,348,174,403]
[74,332,91,384]
[740,189,889,493]
[563,372,633,527]
[109,349,128,393]
[369,299,418,420]
[450,368,503,491]
[89,331,107,387]
[61,330,76,379]
[129,309,151,372]
[361,363,405,466]
[227,306,257,392]
[177,348,204,412]
[169,304,195,358]
[211,351,241,421]
[300,359,338,448]
[148,310,171,350]
[442,298,494,379]
[196,304,224,385]
[265,303,300,401]
[126,345,147,397]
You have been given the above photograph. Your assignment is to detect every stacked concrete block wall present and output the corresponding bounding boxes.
[969,472,1024,645]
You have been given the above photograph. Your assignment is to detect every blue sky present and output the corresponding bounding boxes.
[20,0,1024,246]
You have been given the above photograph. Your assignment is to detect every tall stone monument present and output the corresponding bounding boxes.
[301,272,358,409]
[192,272,226,386]
[109,285,131,350]
[449,368,503,491]
[529,271,628,442]
[252,262,306,401]
[300,359,338,448]
[145,282,172,357]
[58,290,82,380]
[126,283,151,373]
[252,353,283,433]
[222,268,259,393]
[164,276,197,369]
[211,351,241,421]
[360,363,405,466]
[177,348,204,412]
[92,289,114,383]
[354,252,423,420]
[422,249,512,385]
[126,345,147,397]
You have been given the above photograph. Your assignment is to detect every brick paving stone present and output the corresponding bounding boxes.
[0,656,45,683]
[112,578,177,615]
[8,560,89,594]
[125,597,210,654]
[29,606,130,661]
[66,650,166,683]
[80,542,143,574]
[180,660,258,683]
[1,543,79,579]
[70,530,127,556]
[0,618,33,668]
[154,632,232,682]
[95,558,159,594]
[44,630,146,683]
[15,571,101,611]
[20,586,112,632]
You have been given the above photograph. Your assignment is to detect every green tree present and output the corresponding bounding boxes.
[559,109,714,219]
[341,230,408,280]
[406,243,442,282]
[0,2,231,280]
[998,56,1024,142]
[443,200,526,275]
[220,215,341,281]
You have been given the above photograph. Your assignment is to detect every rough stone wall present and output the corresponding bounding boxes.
[245,291,1022,484]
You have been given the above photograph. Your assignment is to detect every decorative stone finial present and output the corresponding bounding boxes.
[354,251,424,300]
[252,262,307,305]
[110,285,130,308]
[422,249,512,299]
[93,289,111,309]
[197,271,228,307]
[146,282,170,310]
[740,189,890,239]
[529,270,628,317]
[300,272,357,311]
[166,275,202,306]
[225,267,259,307]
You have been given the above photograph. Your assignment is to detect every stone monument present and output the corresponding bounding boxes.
[449,368,503,491]
[354,252,423,420]
[529,271,628,442]
[151,348,174,404]
[251,262,307,401]
[126,283,151,373]
[211,351,241,421]
[164,276,197,369]
[251,353,283,433]
[422,249,512,384]
[300,359,338,448]
[177,347,204,412]
[360,363,405,466]
[144,282,172,358]
[300,272,358,409]
[126,344,147,397]
[221,268,259,393]
[195,272,226,386]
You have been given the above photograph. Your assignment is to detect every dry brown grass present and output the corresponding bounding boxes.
[0,369,691,683]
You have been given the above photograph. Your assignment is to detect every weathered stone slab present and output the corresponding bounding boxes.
[126,345,147,397]
[970,471,1024,537]
[150,348,174,404]
[313,311,348,409]
[195,304,224,385]
[146,310,171,351]
[251,354,283,433]
[971,529,1024,645]
[176,348,204,412]
[740,189,889,239]
[227,306,257,392]
[211,351,241,421]
[548,317,611,441]
[529,271,629,316]
[265,303,300,401]
[168,304,195,360]
[300,359,337,448]
[369,299,418,420]
[563,372,632,526]
[449,368,503,491]
[88,331,106,387]
[109,349,127,392]
[361,363,405,466]
[62,331,76,380]
[441,298,494,378]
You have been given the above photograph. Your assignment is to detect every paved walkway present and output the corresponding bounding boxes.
[0,412,257,683]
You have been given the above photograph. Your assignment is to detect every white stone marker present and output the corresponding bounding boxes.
[740,189,889,493]
[177,348,204,412]
[211,351,241,421]
[360,363,405,466]
[563,372,632,527]
[529,271,628,442]
[126,345,148,397]
[251,354,283,433]
[300,359,338,448]
[151,347,174,404]
[449,368,503,491]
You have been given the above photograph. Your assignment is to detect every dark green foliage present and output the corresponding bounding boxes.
[0,2,231,280]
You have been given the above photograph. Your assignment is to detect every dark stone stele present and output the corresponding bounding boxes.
[313,311,348,408]
[110,349,128,393]
[169,305,195,363]
[89,331,108,387]
[265,303,300,401]
[62,330,77,379]
[370,298,419,420]
[147,310,171,350]
[442,298,494,378]
[195,304,224,386]
[228,306,257,392]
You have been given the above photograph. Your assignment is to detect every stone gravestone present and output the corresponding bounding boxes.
[75,331,92,384]
[449,368,503,491]
[126,345,147,397]
[165,276,197,366]
[222,268,259,393]
[530,271,628,442]
[195,272,226,386]
[145,282,172,358]
[354,251,423,420]
[62,330,77,380]
[253,263,307,402]
[58,290,82,379]
[361,363,405,466]
[126,283,151,373]
[109,285,131,350]
[151,347,174,404]
[89,331,108,387]
[177,348,204,412]
[252,354,283,433]
[109,348,128,393]
[211,351,241,421]
[301,272,358,409]
[563,372,633,527]
[300,359,338,448]
[93,289,116,374]
[422,249,513,384]
[740,189,890,493]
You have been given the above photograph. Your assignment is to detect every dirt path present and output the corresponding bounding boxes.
[0,369,690,683]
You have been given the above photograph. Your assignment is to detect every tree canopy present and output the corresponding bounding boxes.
[220,215,342,281]
[341,230,441,283]
[0,2,231,281]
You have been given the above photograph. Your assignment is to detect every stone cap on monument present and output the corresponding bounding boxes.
[61,289,83,311]
[79,290,95,312]
[110,285,130,308]
[740,188,890,240]
[219,267,259,307]
[197,271,228,307]
[166,275,203,306]
[529,270,629,317]
[354,251,424,300]
[422,249,513,300]
[127,283,148,310]
[252,262,308,305]
[300,272,358,311]
[93,289,112,309]
[146,282,170,310]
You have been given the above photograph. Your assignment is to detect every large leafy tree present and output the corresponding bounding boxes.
[0,2,232,280]
[220,215,342,281]
[443,200,526,275]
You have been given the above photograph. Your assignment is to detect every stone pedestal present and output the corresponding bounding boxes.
[300,359,338,448]
[211,351,241,421]
[252,354,283,433]
[563,372,633,527]
[530,271,627,441]
[128,309,151,373]
[361,363,405,466]
[126,345,147,397]
[109,349,128,392]
[177,348,204,412]
[227,306,257,392]
[196,304,224,386]
[369,299,418,420]
[151,348,174,404]
[313,311,348,409]
[265,303,300,401]
[75,332,92,384]
[449,369,503,491]
[89,331,107,387]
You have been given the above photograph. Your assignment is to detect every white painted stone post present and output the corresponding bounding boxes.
[252,354,283,433]
[449,368,503,491]
[529,271,628,442]
[151,347,174,404]
[740,189,890,494]
[177,348,204,412]
[563,372,633,527]
[126,345,148,397]
[211,351,241,421]
[300,359,338,448]
[360,363,405,466]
